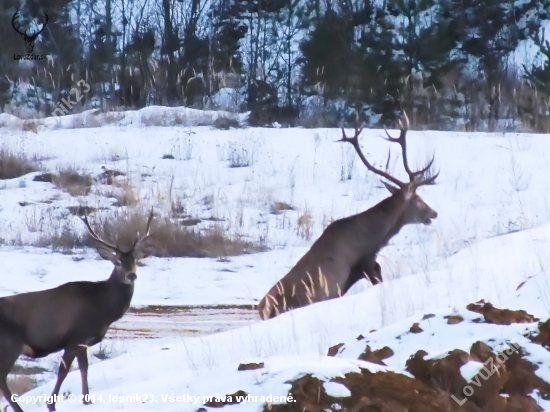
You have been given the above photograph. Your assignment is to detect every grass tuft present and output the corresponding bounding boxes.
[53,167,93,196]
[0,148,39,179]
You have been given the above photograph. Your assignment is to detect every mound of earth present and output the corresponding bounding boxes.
[262,304,550,412]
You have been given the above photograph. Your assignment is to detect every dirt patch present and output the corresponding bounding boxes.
[466,300,535,324]
[530,318,550,347]
[266,370,481,412]
[444,314,464,324]
[107,305,259,339]
[238,362,264,371]
[269,347,547,412]
[405,341,549,411]
[357,345,394,366]
[409,322,423,333]
[326,343,344,357]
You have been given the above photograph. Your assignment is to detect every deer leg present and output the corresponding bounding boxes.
[365,261,382,285]
[75,346,91,404]
[48,349,77,411]
[344,259,382,293]
[0,334,24,412]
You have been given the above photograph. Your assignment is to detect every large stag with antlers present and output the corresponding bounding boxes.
[258,113,438,319]
[0,212,154,412]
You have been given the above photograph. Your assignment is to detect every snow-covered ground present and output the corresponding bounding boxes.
[1,107,549,410]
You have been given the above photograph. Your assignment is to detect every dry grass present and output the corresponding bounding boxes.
[8,363,46,395]
[213,117,240,129]
[270,201,294,215]
[6,375,37,396]
[21,206,91,252]
[29,210,92,251]
[226,143,255,168]
[110,179,138,207]
[171,198,186,218]
[92,341,116,360]
[34,224,91,251]
[90,209,264,258]
[297,210,313,241]
[0,148,39,179]
[53,167,93,196]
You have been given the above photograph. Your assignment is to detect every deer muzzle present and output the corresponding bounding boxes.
[424,209,438,225]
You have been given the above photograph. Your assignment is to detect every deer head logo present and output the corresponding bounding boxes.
[12,11,49,54]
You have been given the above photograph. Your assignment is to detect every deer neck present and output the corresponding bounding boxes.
[104,270,135,321]
[369,194,411,244]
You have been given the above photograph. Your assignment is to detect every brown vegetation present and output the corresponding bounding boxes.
[0,148,38,179]
[91,210,262,258]
[52,167,93,196]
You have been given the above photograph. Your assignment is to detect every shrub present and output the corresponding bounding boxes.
[0,148,39,179]
[92,209,263,258]
[53,167,93,196]
[270,201,294,215]
[213,117,240,129]
[33,216,92,251]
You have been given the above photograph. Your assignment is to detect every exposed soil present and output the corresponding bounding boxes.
[106,304,260,339]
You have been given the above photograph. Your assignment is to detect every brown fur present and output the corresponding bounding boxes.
[0,213,154,412]
[258,186,437,319]
[258,115,438,319]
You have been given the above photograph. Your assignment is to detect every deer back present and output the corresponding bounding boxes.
[0,278,132,355]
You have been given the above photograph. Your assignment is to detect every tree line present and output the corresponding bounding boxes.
[1,0,549,131]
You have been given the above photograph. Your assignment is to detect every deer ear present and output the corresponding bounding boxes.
[96,245,119,263]
[382,181,399,194]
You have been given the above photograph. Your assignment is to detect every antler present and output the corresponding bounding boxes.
[81,210,154,254]
[11,11,26,36]
[11,11,48,39]
[340,124,407,188]
[383,112,438,187]
[130,208,154,251]
[80,215,121,253]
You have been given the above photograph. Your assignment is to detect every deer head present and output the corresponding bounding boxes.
[12,11,49,54]
[80,210,155,284]
[340,112,438,226]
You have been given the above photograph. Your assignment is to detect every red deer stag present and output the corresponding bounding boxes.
[258,113,438,319]
[0,211,154,412]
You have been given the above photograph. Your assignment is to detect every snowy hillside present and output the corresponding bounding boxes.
[0,107,549,411]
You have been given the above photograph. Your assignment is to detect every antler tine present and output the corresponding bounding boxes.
[79,214,120,252]
[413,154,435,177]
[131,208,154,251]
[415,169,439,188]
[340,124,406,188]
[384,111,435,183]
[12,11,27,36]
